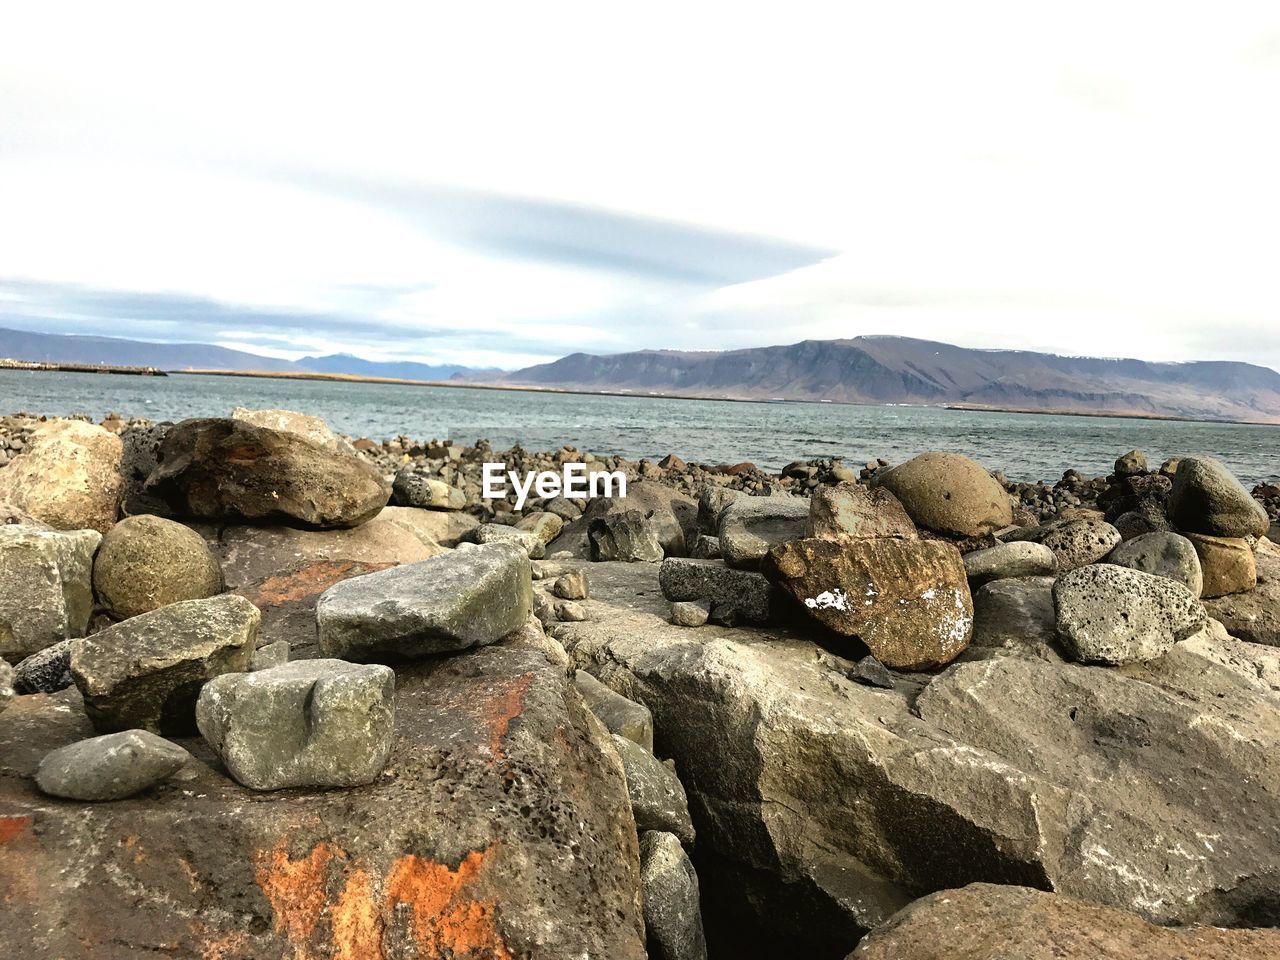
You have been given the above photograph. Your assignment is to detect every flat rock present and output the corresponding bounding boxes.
[1168,456,1269,539]
[658,557,777,625]
[612,734,695,847]
[0,420,124,533]
[93,515,223,619]
[806,483,917,541]
[35,729,191,801]
[316,541,532,660]
[575,669,654,751]
[877,452,1012,537]
[640,831,708,960]
[962,541,1056,586]
[1105,531,1203,595]
[717,495,809,569]
[1004,518,1121,572]
[1184,531,1256,598]
[0,525,99,661]
[1204,537,1280,646]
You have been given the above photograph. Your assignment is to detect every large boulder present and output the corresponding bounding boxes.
[806,483,917,541]
[144,418,390,529]
[92,515,223,619]
[0,642,646,958]
[0,525,99,661]
[1204,536,1280,646]
[877,452,1012,537]
[70,594,260,734]
[1003,518,1121,572]
[851,883,1280,960]
[1104,530,1203,595]
[717,495,809,569]
[0,420,124,533]
[316,541,532,660]
[640,831,708,960]
[35,730,191,801]
[1168,456,1269,539]
[658,558,777,626]
[1183,532,1257,598]
[767,538,973,670]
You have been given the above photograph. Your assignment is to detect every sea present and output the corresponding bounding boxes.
[2,370,1277,485]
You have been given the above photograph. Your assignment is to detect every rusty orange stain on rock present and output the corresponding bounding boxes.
[384,846,513,960]
[254,841,339,946]
[0,814,32,844]
[332,867,383,960]
[483,673,533,763]
[242,560,393,607]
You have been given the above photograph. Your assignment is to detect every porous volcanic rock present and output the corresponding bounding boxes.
[1004,518,1121,572]
[658,558,777,626]
[93,514,223,619]
[391,467,466,510]
[0,525,99,661]
[805,482,917,541]
[0,420,124,533]
[1104,531,1203,596]
[877,452,1012,537]
[1168,455,1269,539]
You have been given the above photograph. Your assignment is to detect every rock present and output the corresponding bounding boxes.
[555,482,696,559]
[848,655,895,689]
[851,883,1280,960]
[611,734,695,847]
[1052,564,1206,664]
[92,514,223,619]
[1104,531,1203,595]
[1113,506,1173,540]
[380,505,479,547]
[689,534,721,559]
[640,831,708,960]
[658,558,777,626]
[1204,537,1280,646]
[767,538,973,670]
[590,510,665,562]
[806,483,917,541]
[250,639,290,671]
[392,467,467,510]
[697,486,742,534]
[476,522,546,559]
[12,638,79,694]
[552,570,589,600]
[35,729,191,801]
[717,495,809,569]
[545,495,583,520]
[70,594,260,734]
[516,511,565,545]
[1168,455,1269,538]
[1003,518,1121,572]
[969,577,1061,660]
[229,407,354,453]
[118,422,171,516]
[671,600,711,627]
[0,525,99,661]
[555,599,587,622]
[962,541,1056,586]
[1184,532,1257,598]
[0,659,12,714]
[1113,449,1148,476]
[144,418,390,529]
[877,452,1012,537]
[316,541,532,660]
[574,669,654,751]
[197,660,395,790]
[0,420,124,533]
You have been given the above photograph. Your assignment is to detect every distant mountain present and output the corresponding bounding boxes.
[296,353,488,380]
[494,336,1280,423]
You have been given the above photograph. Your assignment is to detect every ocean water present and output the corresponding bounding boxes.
[2,369,1277,484]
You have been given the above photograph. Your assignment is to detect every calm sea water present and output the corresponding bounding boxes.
[2,370,1277,485]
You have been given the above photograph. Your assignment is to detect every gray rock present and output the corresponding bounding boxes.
[848,655,895,689]
[250,640,290,671]
[590,510,665,562]
[1053,564,1206,664]
[555,599,588,622]
[552,570,589,600]
[1114,449,1148,476]
[316,541,532,660]
[1168,456,1269,539]
[612,734,695,846]
[196,659,395,790]
[12,638,79,694]
[1105,531,1203,595]
[92,514,223,619]
[717,495,809,569]
[476,522,545,559]
[1004,518,1121,572]
[697,486,742,534]
[640,831,707,960]
[0,525,100,661]
[0,659,12,714]
[969,577,1061,660]
[689,535,721,560]
[35,729,191,801]
[545,495,583,520]
[670,600,711,627]
[391,467,466,510]
[963,541,1056,586]
[1113,505,1172,540]
[658,557,776,625]
[575,669,654,751]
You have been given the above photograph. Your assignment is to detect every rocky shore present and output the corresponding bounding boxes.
[1,408,1279,959]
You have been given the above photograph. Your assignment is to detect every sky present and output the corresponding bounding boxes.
[2,3,1279,371]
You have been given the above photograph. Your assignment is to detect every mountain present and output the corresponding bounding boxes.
[296,353,487,380]
[494,336,1280,423]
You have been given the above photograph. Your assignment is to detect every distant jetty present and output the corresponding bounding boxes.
[0,358,167,376]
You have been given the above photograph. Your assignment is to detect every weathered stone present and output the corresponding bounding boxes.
[767,538,973,670]
[70,594,260,734]
[516,511,565,544]
[93,515,223,619]
[851,883,1280,960]
[575,669,654,751]
[35,729,191,801]
[697,486,742,534]
[1105,531,1203,595]
[380,505,478,547]
[590,510,665,562]
[1113,449,1148,476]
[612,734,695,847]
[229,407,355,453]
[848,655,895,689]
[1004,518,1121,572]
[640,831,708,960]
[250,640,290,671]
[1168,455,1269,539]
[544,495,583,520]
[806,483,917,541]
[962,541,1056,586]
[0,525,99,661]
[118,422,171,517]
[658,558,776,626]
[968,577,1061,660]
[144,418,390,529]
[1204,537,1280,646]
[555,482,696,559]
[476,522,546,559]
[1184,531,1256,598]
[1053,564,1206,664]
[670,600,711,627]
[555,599,587,622]
[0,420,124,533]
[197,660,395,790]
[12,638,79,694]
[316,541,532,660]
[552,570,589,600]
[717,495,809,569]
[877,452,1012,537]
[1113,505,1173,540]
[689,534,721,559]
[0,659,12,714]
[392,468,466,510]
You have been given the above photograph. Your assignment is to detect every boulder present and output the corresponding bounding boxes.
[1184,532,1257,598]
[380,505,478,547]
[1113,449,1148,476]
[611,734,695,847]
[1053,564,1206,664]
[689,534,721,559]
[1113,505,1172,540]
[962,541,1056,586]
[640,831,708,960]
[806,483,917,541]
[552,570,589,600]
[316,541,532,660]
[197,660,395,790]
[1168,456,1269,539]
[118,422,171,517]
[476,522,546,559]
[229,407,355,453]
[70,594,260,734]
[556,482,696,559]
[12,638,79,694]
[1104,531,1203,595]
[574,669,654,751]
[1003,518,1121,572]
[0,525,99,661]
[144,418,390,529]
[767,538,973,670]
[92,514,223,619]
[0,420,124,533]
[851,883,1280,960]
[877,452,1012,537]
[590,510,665,562]
[391,467,467,510]
[697,486,742,534]
[35,729,191,801]
[717,495,809,569]
[1204,537,1280,646]
[658,558,777,626]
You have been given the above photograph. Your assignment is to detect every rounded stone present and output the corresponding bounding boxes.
[1168,456,1269,539]
[1105,531,1203,596]
[1005,518,1121,572]
[35,729,191,801]
[1183,532,1257,598]
[1114,449,1148,476]
[878,452,1013,538]
[963,541,1057,586]
[93,514,224,619]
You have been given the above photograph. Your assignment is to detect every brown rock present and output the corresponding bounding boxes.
[1204,537,1280,645]
[806,482,917,541]
[1185,532,1257,598]
[877,452,1012,537]
[92,515,223,619]
[0,420,124,533]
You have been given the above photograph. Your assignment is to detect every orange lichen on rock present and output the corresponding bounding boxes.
[483,673,532,763]
[243,560,393,607]
[332,867,384,960]
[253,841,338,946]
[384,847,513,960]
[0,814,32,844]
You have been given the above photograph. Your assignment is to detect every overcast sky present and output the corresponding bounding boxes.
[2,4,1279,370]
